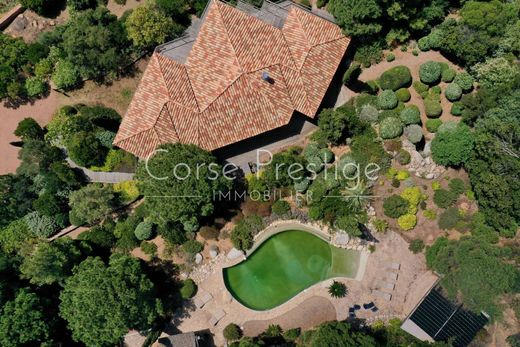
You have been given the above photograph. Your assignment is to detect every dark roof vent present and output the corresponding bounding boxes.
[261,71,274,84]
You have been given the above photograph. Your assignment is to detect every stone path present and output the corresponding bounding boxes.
[66,158,134,183]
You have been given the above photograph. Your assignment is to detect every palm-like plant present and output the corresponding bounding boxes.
[328,280,348,298]
[342,181,372,213]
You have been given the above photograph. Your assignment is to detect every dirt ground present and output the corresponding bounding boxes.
[0,90,59,174]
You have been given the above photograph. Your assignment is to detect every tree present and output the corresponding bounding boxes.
[68,184,116,226]
[328,0,382,37]
[426,236,520,318]
[24,76,47,97]
[224,323,243,341]
[317,104,365,144]
[473,57,520,92]
[19,238,83,286]
[263,148,307,188]
[328,280,347,298]
[0,175,35,228]
[17,139,63,176]
[302,321,377,346]
[230,215,263,251]
[14,118,44,141]
[126,5,183,49]
[431,123,474,167]
[0,290,50,347]
[0,219,34,255]
[59,255,162,346]
[51,59,80,91]
[137,143,232,231]
[67,0,107,11]
[67,131,107,167]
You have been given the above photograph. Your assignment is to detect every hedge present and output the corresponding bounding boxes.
[377,90,398,110]
[453,72,474,93]
[450,102,464,116]
[343,62,361,85]
[396,88,411,102]
[419,61,441,85]
[378,65,412,91]
[441,68,456,83]
[424,97,442,118]
[399,105,421,125]
[404,124,423,144]
[358,104,379,123]
[412,80,428,96]
[445,83,462,102]
[398,214,417,230]
[379,117,403,139]
[426,119,442,132]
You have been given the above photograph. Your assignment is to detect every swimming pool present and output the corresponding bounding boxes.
[222,229,360,310]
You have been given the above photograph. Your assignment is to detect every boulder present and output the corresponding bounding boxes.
[227,248,244,260]
[209,247,219,258]
[195,253,203,264]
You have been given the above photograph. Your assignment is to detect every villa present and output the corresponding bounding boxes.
[113,0,350,159]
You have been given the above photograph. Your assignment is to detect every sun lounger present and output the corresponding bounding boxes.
[353,304,361,310]
[363,302,375,310]
[386,272,398,281]
[371,307,379,312]
[389,262,400,270]
[208,309,226,326]
[372,290,392,301]
[381,282,395,291]
[194,292,213,309]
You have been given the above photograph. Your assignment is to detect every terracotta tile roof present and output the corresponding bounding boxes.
[114,0,350,158]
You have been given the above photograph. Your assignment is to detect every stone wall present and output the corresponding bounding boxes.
[0,5,24,30]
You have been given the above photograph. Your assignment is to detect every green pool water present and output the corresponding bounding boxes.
[223,230,360,310]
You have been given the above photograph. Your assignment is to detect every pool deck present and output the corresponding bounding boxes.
[167,227,438,346]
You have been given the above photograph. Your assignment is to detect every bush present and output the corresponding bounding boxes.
[180,279,197,299]
[404,124,423,144]
[383,195,409,218]
[423,209,437,220]
[445,83,462,102]
[358,104,379,123]
[438,207,460,230]
[283,328,301,342]
[450,102,464,116]
[441,68,456,82]
[398,214,417,230]
[424,97,442,118]
[449,178,466,195]
[396,170,409,181]
[409,239,425,253]
[182,240,203,254]
[113,180,139,203]
[223,323,242,341]
[328,280,347,298]
[378,109,399,121]
[413,81,429,96]
[378,66,412,91]
[396,149,411,165]
[431,123,474,166]
[401,186,424,213]
[425,119,442,133]
[14,118,44,141]
[379,117,403,139]
[52,60,80,91]
[418,36,430,51]
[453,72,474,93]
[386,53,395,62]
[377,90,398,110]
[24,77,47,98]
[67,131,107,167]
[342,62,361,85]
[320,148,334,163]
[271,200,291,216]
[433,189,458,208]
[199,226,219,240]
[419,61,441,85]
[140,241,157,257]
[363,80,380,94]
[399,105,421,125]
[24,211,59,238]
[431,181,441,190]
[412,49,419,56]
[395,88,411,102]
[230,215,263,250]
[431,85,441,95]
[134,221,153,240]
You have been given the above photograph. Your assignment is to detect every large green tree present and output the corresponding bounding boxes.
[0,290,51,347]
[301,321,377,347]
[20,238,83,286]
[68,183,116,226]
[136,143,232,232]
[59,255,162,346]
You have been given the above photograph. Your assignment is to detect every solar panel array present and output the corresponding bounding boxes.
[409,289,488,347]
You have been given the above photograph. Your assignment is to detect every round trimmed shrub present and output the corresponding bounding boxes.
[409,239,425,253]
[433,189,457,208]
[378,66,412,91]
[445,83,462,102]
[413,81,429,96]
[320,148,334,163]
[379,117,403,139]
[399,105,421,125]
[383,194,409,218]
[426,119,442,133]
[396,88,411,102]
[441,68,456,82]
[134,221,153,240]
[419,61,441,85]
[404,124,423,144]
[412,49,419,56]
[182,240,203,254]
[437,121,458,134]
[379,109,399,121]
[424,97,442,118]
[25,77,47,97]
[359,104,379,123]
[438,207,460,230]
[396,149,411,165]
[453,72,474,93]
[439,62,449,73]
[223,323,242,341]
[431,86,441,95]
[450,102,464,116]
[398,214,417,231]
[418,36,430,51]
[386,53,395,62]
[378,90,398,110]
[180,278,197,299]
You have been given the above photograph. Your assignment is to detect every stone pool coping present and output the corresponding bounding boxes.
[222,220,369,312]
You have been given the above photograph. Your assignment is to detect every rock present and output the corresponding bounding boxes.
[423,141,432,157]
[12,17,28,31]
[227,248,244,260]
[49,20,56,26]
[334,232,350,246]
[209,247,219,258]
[195,253,203,264]
[425,173,434,179]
